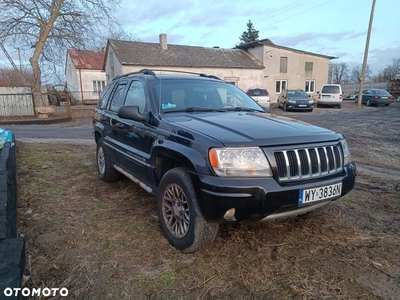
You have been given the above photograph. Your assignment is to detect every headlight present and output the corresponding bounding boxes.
[340,139,351,165]
[309,100,314,104]
[288,100,296,104]
[209,147,272,177]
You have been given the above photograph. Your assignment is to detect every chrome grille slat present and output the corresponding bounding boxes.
[274,145,343,182]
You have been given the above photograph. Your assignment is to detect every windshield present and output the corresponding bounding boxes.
[151,79,264,112]
[287,90,308,98]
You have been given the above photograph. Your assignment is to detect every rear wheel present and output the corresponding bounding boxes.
[354,96,358,103]
[96,138,121,182]
[157,167,219,252]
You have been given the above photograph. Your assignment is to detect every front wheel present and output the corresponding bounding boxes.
[354,96,358,103]
[366,99,371,106]
[283,103,287,111]
[157,167,219,252]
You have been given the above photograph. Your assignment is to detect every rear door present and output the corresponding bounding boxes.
[321,85,341,103]
[103,81,128,160]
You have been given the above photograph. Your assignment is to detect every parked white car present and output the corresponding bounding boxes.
[317,84,343,108]
[246,88,270,109]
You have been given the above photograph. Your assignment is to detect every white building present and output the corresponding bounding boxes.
[103,34,336,103]
[65,49,106,104]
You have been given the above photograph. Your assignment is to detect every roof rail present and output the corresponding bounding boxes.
[112,69,156,81]
[152,69,221,80]
[111,69,221,81]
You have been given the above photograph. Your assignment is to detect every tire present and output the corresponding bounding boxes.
[366,99,371,106]
[96,138,121,182]
[309,107,313,112]
[354,97,358,103]
[283,103,287,111]
[157,167,219,253]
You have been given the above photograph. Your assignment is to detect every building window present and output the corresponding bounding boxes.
[276,80,287,94]
[305,80,315,93]
[280,57,288,73]
[93,80,106,93]
[305,62,313,71]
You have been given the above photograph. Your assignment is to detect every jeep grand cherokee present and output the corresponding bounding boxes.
[92,69,356,252]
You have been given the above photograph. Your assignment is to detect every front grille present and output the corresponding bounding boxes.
[274,145,343,182]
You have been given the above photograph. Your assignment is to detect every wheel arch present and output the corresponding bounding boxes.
[150,144,206,186]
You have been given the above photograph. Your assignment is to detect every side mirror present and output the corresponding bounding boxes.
[118,105,146,122]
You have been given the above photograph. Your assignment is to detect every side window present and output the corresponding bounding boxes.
[109,83,127,113]
[125,81,147,113]
[98,83,113,109]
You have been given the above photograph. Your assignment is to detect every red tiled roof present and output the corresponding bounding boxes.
[67,49,105,70]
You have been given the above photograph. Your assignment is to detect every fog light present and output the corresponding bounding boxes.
[223,208,236,221]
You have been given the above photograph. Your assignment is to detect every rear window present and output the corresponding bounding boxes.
[373,89,391,96]
[321,86,340,93]
[247,89,268,96]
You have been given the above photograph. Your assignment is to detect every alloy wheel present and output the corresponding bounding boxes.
[162,184,190,238]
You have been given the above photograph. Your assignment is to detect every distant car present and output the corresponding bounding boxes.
[317,84,343,108]
[277,89,314,112]
[344,92,358,100]
[355,89,394,106]
[246,88,270,109]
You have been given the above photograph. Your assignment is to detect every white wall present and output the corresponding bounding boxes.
[249,45,330,102]
[0,87,34,116]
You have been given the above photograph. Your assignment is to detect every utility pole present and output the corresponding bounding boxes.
[357,0,376,108]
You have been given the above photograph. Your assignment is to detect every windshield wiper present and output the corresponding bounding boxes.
[185,107,227,112]
[225,107,257,112]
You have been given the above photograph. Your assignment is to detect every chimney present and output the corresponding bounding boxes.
[159,33,168,51]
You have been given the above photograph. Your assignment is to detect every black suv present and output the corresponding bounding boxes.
[92,69,356,252]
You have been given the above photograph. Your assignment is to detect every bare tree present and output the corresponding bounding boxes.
[0,67,34,86]
[376,58,400,81]
[0,0,124,107]
[329,62,349,84]
[351,64,372,83]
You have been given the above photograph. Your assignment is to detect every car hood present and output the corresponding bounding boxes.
[164,112,340,146]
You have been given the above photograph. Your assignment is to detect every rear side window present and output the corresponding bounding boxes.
[98,83,114,109]
[247,89,268,96]
[321,86,340,93]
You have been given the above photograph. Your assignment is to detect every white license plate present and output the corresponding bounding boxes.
[298,105,306,107]
[298,183,342,205]
[381,97,388,99]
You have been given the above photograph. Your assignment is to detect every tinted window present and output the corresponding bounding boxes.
[109,83,127,112]
[374,89,391,95]
[321,86,340,93]
[247,89,268,96]
[125,81,147,113]
[98,83,114,109]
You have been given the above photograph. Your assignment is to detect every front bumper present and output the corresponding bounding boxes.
[286,103,313,110]
[192,162,356,222]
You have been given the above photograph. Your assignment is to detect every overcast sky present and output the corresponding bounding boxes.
[0,0,397,78]
[117,0,399,75]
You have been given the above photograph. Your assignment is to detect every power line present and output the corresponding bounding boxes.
[206,0,313,45]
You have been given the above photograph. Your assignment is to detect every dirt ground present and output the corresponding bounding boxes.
[16,101,400,299]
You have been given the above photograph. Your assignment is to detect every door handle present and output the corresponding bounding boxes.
[116,122,125,129]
